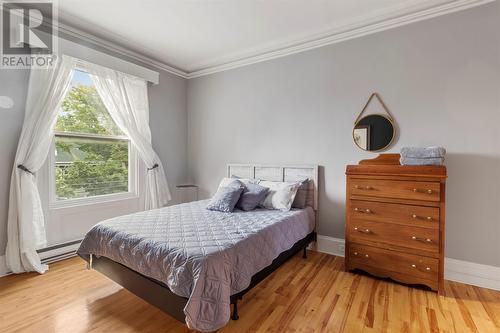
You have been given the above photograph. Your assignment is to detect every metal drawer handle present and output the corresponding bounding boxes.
[411,236,433,243]
[354,208,372,214]
[413,188,434,194]
[411,264,431,272]
[354,227,371,234]
[354,185,373,190]
[353,252,369,258]
[412,214,433,221]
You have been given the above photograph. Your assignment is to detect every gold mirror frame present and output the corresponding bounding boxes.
[353,93,396,152]
[353,113,396,152]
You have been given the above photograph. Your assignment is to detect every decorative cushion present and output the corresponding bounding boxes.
[292,179,311,209]
[259,180,301,211]
[207,180,244,212]
[236,183,270,211]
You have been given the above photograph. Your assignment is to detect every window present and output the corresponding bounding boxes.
[52,69,136,202]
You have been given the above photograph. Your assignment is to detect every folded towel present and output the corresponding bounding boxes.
[400,157,444,166]
[400,146,446,158]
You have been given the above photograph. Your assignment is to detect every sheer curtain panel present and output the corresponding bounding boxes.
[87,63,171,210]
[6,56,77,273]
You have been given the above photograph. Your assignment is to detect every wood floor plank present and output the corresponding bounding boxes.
[1,252,499,333]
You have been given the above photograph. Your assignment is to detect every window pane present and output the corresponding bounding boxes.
[54,70,124,136]
[53,69,132,202]
[55,135,129,200]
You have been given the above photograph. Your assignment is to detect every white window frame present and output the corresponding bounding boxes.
[48,69,140,210]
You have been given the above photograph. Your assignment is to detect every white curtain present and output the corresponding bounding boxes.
[6,56,77,273]
[87,64,171,210]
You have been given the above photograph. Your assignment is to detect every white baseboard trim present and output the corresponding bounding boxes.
[314,235,500,291]
[3,237,499,291]
[445,258,500,291]
[316,235,346,257]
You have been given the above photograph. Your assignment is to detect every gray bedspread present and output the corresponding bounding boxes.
[77,199,315,332]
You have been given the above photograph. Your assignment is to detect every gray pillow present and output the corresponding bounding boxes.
[236,183,269,211]
[206,180,244,212]
[292,179,310,209]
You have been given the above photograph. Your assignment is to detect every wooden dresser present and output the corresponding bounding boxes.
[345,154,447,294]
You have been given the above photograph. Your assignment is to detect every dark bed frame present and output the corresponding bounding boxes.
[82,231,316,323]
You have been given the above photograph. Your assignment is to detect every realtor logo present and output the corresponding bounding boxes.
[1,0,57,68]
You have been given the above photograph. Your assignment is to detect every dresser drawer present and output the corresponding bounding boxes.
[348,219,439,254]
[349,200,439,228]
[349,179,440,202]
[348,243,438,281]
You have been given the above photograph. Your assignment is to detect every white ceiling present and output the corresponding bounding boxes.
[56,0,490,77]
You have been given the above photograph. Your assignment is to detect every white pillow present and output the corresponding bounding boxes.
[259,180,301,211]
[218,177,258,189]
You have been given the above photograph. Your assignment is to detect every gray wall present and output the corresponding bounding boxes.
[149,70,189,206]
[0,69,29,257]
[0,34,188,256]
[1,3,498,266]
[187,3,500,266]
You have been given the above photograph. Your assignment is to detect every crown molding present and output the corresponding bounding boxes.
[185,0,495,78]
[54,21,189,79]
[0,2,189,78]
[42,0,493,80]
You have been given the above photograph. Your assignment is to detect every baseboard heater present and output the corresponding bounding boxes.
[38,239,82,265]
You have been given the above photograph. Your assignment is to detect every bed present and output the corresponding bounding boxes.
[77,164,318,332]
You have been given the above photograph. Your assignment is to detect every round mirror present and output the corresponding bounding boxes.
[353,114,395,151]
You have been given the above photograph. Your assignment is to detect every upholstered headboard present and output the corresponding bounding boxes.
[227,164,319,211]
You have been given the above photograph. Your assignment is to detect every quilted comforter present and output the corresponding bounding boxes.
[77,199,315,332]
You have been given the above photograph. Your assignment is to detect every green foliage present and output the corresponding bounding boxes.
[55,85,129,200]
[55,85,123,135]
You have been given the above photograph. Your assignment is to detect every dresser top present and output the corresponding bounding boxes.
[346,154,446,178]
[346,164,447,178]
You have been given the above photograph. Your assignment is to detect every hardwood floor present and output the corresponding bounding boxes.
[1,251,499,333]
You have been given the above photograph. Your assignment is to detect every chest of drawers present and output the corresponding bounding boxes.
[345,155,446,294]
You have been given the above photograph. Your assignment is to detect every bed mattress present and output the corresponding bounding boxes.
[77,199,315,332]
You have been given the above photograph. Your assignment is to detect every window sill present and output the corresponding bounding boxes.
[49,192,140,210]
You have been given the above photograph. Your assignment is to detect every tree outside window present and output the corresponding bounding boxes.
[54,70,130,200]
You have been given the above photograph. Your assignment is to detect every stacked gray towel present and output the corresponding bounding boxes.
[400,147,446,166]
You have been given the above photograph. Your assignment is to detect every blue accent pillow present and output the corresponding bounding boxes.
[206,180,244,212]
[236,183,269,211]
